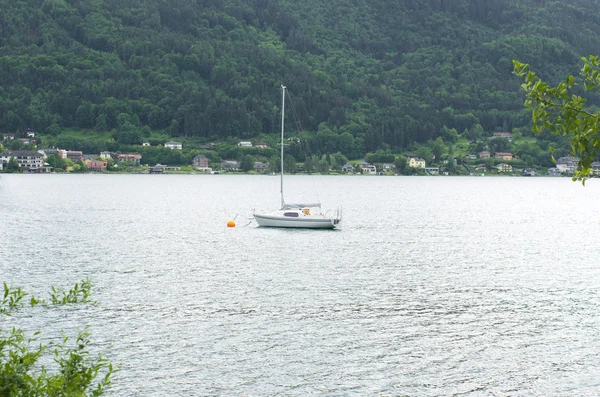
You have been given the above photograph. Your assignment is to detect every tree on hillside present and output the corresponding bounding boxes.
[416,147,433,165]
[283,154,297,173]
[6,156,19,172]
[514,56,600,182]
[432,137,445,163]
[489,137,511,153]
[9,140,24,151]
[394,155,407,172]
[240,154,254,172]
[332,152,348,168]
[2,0,596,159]
[46,154,65,171]
[318,157,329,173]
[468,124,484,141]
[303,157,314,174]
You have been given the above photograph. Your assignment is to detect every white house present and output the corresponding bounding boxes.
[100,151,111,159]
[493,132,513,141]
[220,160,240,171]
[556,156,577,173]
[165,141,182,150]
[548,168,562,176]
[592,161,600,176]
[0,150,44,169]
[253,161,270,172]
[342,163,355,173]
[238,141,252,147]
[357,162,377,174]
[381,163,394,172]
[142,142,150,147]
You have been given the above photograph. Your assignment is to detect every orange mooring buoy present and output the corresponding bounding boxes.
[227,220,236,227]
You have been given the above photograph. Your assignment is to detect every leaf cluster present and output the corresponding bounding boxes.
[514,56,600,182]
[1,280,114,396]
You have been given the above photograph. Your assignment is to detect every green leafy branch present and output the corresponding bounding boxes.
[1,279,95,315]
[49,279,95,305]
[1,280,114,396]
[513,56,600,183]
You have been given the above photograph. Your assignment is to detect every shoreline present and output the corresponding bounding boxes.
[1,171,571,178]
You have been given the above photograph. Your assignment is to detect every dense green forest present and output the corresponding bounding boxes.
[1,0,600,163]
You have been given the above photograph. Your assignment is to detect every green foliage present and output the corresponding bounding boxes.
[46,154,65,171]
[394,155,407,172]
[9,141,24,151]
[514,56,600,182]
[402,166,424,176]
[364,149,395,164]
[332,152,348,168]
[489,137,511,153]
[432,137,445,163]
[303,156,314,174]
[317,157,329,173]
[416,147,433,165]
[2,0,599,160]
[6,157,19,173]
[0,280,113,395]
[283,154,297,173]
[439,126,459,144]
[239,154,254,172]
[49,279,94,305]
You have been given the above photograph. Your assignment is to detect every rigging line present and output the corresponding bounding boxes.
[286,89,312,167]
[311,171,322,204]
[286,90,303,135]
[287,91,322,203]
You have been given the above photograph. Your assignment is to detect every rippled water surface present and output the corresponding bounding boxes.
[2,174,600,396]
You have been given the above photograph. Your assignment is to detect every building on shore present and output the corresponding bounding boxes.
[493,132,513,141]
[548,168,562,176]
[116,154,142,165]
[357,162,377,174]
[0,150,52,172]
[556,156,577,173]
[253,161,270,172]
[408,157,426,169]
[165,141,182,150]
[86,160,108,171]
[494,152,513,161]
[193,155,209,168]
[220,160,240,171]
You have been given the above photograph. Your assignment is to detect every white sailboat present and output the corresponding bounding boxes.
[253,85,342,229]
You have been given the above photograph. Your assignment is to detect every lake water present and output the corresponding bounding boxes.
[2,174,600,396]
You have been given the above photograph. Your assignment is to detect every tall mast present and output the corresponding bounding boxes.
[280,85,286,209]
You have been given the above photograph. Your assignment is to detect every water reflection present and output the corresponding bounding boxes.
[1,175,600,396]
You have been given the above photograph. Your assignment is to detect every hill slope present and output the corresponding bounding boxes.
[1,0,600,155]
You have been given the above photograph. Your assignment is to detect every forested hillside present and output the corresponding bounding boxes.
[1,0,600,157]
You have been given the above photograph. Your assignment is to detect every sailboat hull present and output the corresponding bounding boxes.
[254,213,339,229]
